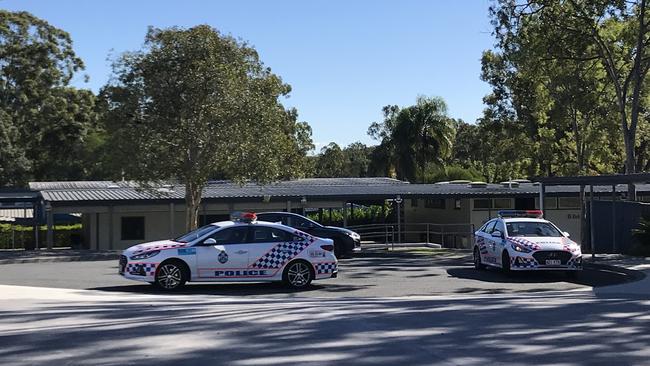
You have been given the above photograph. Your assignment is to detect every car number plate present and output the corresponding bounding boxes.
[545,259,561,265]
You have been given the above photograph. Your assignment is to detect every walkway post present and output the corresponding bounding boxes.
[45,202,53,250]
[539,183,545,213]
[612,185,617,253]
[589,185,595,260]
[395,195,402,245]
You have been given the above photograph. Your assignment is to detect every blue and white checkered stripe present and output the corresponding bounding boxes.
[251,241,312,269]
[315,262,337,274]
[511,256,537,268]
[127,263,157,276]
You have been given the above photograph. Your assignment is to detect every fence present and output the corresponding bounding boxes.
[347,222,475,249]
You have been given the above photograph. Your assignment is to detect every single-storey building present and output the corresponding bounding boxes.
[26,177,650,251]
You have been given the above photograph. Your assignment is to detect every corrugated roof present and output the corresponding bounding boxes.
[28,177,650,204]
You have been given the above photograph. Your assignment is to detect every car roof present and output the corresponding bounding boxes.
[208,220,293,229]
[257,212,300,217]
[500,217,550,223]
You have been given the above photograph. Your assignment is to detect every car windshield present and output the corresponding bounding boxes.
[506,221,563,237]
[174,225,219,243]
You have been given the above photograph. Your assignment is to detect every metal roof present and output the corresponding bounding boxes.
[27,178,650,205]
[536,173,650,186]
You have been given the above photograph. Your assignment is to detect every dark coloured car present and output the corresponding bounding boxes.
[256,212,361,257]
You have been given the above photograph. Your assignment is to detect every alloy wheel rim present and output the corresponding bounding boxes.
[157,264,182,289]
[287,263,310,286]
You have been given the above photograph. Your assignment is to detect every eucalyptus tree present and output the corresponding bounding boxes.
[101,25,312,230]
[0,10,96,185]
[489,0,650,195]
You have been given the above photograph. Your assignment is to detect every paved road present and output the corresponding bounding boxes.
[0,249,641,297]
[1,284,649,366]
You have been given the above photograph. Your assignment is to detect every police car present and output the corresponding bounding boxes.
[118,212,338,290]
[473,210,582,275]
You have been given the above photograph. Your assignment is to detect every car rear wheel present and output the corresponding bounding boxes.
[473,247,485,270]
[154,261,187,290]
[501,251,511,274]
[283,260,314,289]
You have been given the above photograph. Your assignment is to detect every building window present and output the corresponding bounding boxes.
[411,199,419,207]
[494,198,513,209]
[121,217,145,240]
[425,198,446,209]
[558,197,580,209]
[473,199,492,210]
[454,199,462,210]
[544,197,558,209]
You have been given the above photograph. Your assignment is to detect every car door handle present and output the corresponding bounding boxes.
[235,250,248,254]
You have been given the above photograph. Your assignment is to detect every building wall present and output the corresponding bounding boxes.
[403,198,472,247]
[76,200,346,250]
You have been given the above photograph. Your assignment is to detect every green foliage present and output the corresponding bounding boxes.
[486,0,650,179]
[421,164,485,183]
[0,223,82,249]
[368,96,454,182]
[306,204,392,226]
[100,25,313,229]
[0,10,98,186]
[313,142,373,178]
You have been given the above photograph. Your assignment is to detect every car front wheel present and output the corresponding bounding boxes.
[474,247,485,270]
[501,251,511,274]
[154,261,187,290]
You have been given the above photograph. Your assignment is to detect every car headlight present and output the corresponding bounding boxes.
[346,232,360,240]
[130,250,160,260]
[511,243,532,253]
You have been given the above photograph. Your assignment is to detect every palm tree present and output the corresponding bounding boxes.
[392,96,454,181]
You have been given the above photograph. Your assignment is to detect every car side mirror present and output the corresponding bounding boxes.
[563,232,570,238]
[203,238,217,245]
[492,230,503,238]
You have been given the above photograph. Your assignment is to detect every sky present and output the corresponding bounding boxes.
[3,0,495,150]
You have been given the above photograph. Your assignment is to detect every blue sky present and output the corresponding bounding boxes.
[3,0,494,150]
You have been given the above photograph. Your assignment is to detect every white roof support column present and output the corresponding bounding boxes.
[538,183,545,214]
[45,202,54,250]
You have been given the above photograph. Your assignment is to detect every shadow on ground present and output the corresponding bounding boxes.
[447,262,644,287]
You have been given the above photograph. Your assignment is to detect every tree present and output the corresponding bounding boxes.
[0,10,97,186]
[490,0,650,196]
[315,143,346,177]
[343,142,372,177]
[368,96,454,182]
[101,26,313,230]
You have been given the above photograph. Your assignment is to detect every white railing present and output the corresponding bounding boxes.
[347,222,475,249]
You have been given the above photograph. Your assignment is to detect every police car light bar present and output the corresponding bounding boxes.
[230,211,257,223]
[497,210,543,218]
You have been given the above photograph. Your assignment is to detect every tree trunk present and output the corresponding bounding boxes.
[185,180,203,231]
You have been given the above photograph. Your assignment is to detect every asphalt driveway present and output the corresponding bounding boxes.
[0,248,641,297]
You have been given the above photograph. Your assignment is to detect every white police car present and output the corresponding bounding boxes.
[119,212,338,290]
[473,210,582,275]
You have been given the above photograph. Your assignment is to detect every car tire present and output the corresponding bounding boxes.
[501,251,511,274]
[473,247,485,270]
[154,260,187,291]
[283,260,314,289]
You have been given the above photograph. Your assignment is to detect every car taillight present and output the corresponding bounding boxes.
[320,244,334,251]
